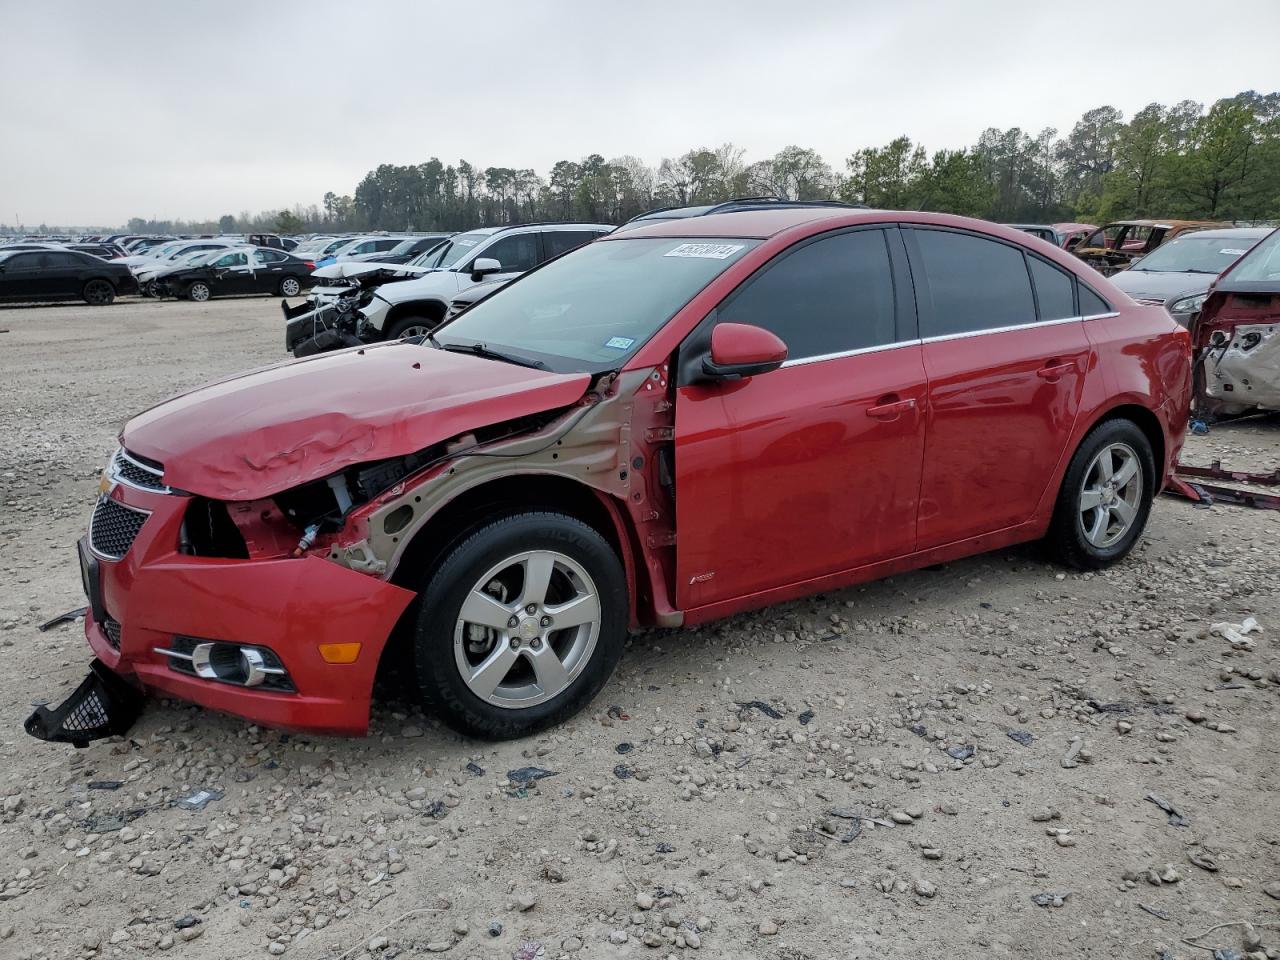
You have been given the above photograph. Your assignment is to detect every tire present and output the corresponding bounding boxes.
[386,315,440,341]
[278,276,301,297]
[82,279,115,306]
[412,512,627,739]
[187,281,211,302]
[1045,418,1156,570]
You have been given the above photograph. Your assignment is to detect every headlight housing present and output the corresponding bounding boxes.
[1169,292,1208,315]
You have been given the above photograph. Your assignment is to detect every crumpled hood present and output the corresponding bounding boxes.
[311,260,439,280]
[122,344,592,500]
[1110,269,1210,305]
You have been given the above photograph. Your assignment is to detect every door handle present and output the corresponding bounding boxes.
[867,395,916,420]
[1036,360,1076,381]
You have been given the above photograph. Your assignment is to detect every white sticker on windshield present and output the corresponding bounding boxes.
[604,336,635,350]
[457,238,479,246]
[663,242,746,260]
[1220,248,1247,256]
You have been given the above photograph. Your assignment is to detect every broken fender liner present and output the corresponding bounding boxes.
[24,660,146,748]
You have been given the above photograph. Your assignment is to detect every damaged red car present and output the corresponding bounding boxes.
[32,209,1192,743]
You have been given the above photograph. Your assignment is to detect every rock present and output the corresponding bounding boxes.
[914,878,937,898]
[635,891,655,910]
[1263,881,1280,901]
[758,919,779,936]
[890,810,914,825]
[404,786,428,801]
[368,935,390,951]
[401,725,424,738]
[562,936,583,951]
[424,941,452,953]
[609,930,629,944]
[515,892,538,912]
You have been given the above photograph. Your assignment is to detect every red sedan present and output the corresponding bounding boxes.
[40,209,1191,742]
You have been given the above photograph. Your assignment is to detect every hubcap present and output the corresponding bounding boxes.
[453,550,600,709]
[1079,442,1142,548]
[282,279,299,295]
[192,284,209,301]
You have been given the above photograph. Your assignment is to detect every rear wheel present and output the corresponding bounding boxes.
[386,315,439,340]
[278,276,301,297]
[187,281,211,302]
[1045,419,1155,570]
[82,279,115,306]
[412,512,627,739]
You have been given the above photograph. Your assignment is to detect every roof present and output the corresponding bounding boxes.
[1163,226,1272,239]
[604,207,899,240]
[1105,219,1232,229]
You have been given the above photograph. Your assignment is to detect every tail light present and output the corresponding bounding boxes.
[304,261,315,270]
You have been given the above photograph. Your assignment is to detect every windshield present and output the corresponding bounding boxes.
[1132,233,1260,274]
[1224,229,1280,283]
[436,237,760,372]
[430,232,492,269]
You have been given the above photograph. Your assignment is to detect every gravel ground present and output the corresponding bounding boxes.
[1,297,1278,960]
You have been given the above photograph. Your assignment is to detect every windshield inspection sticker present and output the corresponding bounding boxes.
[1220,248,1248,256]
[663,242,746,260]
[604,336,636,350]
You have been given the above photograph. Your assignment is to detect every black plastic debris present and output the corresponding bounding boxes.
[735,700,783,720]
[615,742,633,754]
[613,764,633,780]
[487,920,504,937]
[175,787,224,811]
[465,762,485,776]
[423,799,446,819]
[25,659,146,748]
[655,842,675,853]
[174,915,201,930]
[1138,903,1171,921]
[1006,730,1035,747]
[908,723,928,738]
[1145,793,1189,828]
[1031,891,1071,907]
[507,767,556,786]
[606,705,629,721]
[1214,950,1243,960]
[828,807,863,820]
[85,809,148,833]
[946,744,976,760]
[38,607,88,632]
[797,710,815,726]
[839,821,863,843]
[1088,699,1134,714]
[88,780,123,791]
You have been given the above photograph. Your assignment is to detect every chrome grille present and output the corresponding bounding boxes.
[111,448,168,492]
[89,496,149,560]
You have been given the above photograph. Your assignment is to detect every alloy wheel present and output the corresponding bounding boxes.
[398,324,433,339]
[453,550,601,709]
[84,280,113,305]
[190,283,210,302]
[280,277,300,296]
[1078,441,1142,548]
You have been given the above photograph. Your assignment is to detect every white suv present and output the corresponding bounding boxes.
[357,222,611,340]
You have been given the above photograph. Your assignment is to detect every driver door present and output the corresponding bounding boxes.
[674,227,927,611]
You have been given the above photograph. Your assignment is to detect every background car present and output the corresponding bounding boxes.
[162,247,315,301]
[1005,222,1097,248]
[1110,227,1271,325]
[1072,219,1231,275]
[317,235,407,267]
[0,248,137,304]
[344,233,453,265]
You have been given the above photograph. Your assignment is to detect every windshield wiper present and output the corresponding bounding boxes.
[437,341,545,369]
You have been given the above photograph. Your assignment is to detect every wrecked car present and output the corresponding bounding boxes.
[1005,223,1097,249]
[161,247,317,301]
[1071,219,1230,276]
[32,209,1190,744]
[1110,227,1271,326]
[1190,226,1280,417]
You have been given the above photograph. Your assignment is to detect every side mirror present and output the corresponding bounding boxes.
[701,323,788,381]
[470,257,502,282]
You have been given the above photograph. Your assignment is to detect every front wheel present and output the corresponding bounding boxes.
[82,279,115,305]
[413,512,627,739]
[1045,419,1155,570]
[386,315,440,340]
[186,281,211,302]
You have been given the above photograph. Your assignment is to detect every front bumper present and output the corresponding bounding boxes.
[81,485,417,735]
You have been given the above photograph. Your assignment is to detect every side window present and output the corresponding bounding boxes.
[717,229,897,360]
[9,253,41,269]
[479,233,540,273]
[543,231,600,260]
[215,252,247,268]
[1078,283,1112,316]
[913,229,1035,337]
[372,238,399,251]
[44,252,78,267]
[1028,256,1076,321]
[258,250,286,263]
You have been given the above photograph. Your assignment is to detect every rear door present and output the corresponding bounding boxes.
[41,252,84,296]
[674,226,927,609]
[903,227,1093,549]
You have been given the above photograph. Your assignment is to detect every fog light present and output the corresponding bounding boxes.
[155,640,292,690]
[318,642,361,664]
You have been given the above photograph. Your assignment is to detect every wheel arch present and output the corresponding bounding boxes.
[374,473,645,684]
[383,298,448,335]
[1087,402,1165,480]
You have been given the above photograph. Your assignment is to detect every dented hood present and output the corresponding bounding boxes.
[122,344,592,500]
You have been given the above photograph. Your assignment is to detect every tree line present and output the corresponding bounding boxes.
[31,89,1275,237]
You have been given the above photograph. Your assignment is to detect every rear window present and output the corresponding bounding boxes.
[1078,284,1112,316]
[1028,256,1077,321]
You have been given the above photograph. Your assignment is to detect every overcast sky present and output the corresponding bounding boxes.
[3,0,1279,227]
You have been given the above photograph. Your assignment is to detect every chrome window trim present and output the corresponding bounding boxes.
[919,313,1084,345]
[781,339,919,368]
[87,495,152,562]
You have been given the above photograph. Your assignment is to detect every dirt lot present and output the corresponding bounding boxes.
[1,297,1278,960]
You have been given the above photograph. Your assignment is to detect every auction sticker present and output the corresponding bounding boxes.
[1220,248,1248,256]
[663,242,746,260]
[604,336,636,350]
